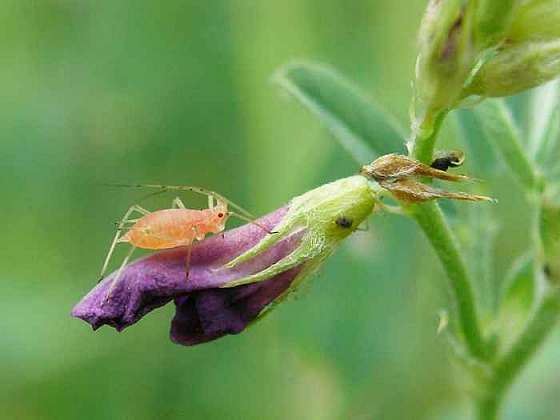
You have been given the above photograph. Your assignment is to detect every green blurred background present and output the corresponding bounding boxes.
[2,1,560,419]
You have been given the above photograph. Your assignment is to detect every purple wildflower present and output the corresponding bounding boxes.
[73,175,379,346]
[72,208,304,345]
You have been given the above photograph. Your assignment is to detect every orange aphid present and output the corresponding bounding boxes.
[120,201,229,249]
[99,186,268,300]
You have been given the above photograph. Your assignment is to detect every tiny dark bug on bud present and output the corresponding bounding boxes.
[430,150,465,171]
[336,216,353,228]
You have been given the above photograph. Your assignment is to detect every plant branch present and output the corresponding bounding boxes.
[410,110,447,164]
[476,288,560,420]
[412,201,488,359]
[494,288,560,394]
[409,110,487,360]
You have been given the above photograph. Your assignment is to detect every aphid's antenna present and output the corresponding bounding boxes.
[135,188,173,204]
[105,183,255,219]
[228,211,277,235]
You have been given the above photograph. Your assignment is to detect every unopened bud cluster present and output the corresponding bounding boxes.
[414,0,560,130]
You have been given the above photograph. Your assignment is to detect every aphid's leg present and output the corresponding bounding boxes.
[183,226,199,282]
[184,245,192,281]
[131,205,150,215]
[115,219,141,226]
[208,195,214,209]
[105,246,137,302]
[98,205,149,282]
[171,197,186,209]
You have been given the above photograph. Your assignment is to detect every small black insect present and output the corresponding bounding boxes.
[431,151,465,172]
[336,216,353,228]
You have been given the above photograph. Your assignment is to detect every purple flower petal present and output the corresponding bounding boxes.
[170,266,302,345]
[72,207,306,345]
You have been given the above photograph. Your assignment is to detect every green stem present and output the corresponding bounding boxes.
[410,109,487,359]
[476,395,500,420]
[411,105,560,420]
[412,202,487,359]
[477,289,560,420]
[411,110,447,164]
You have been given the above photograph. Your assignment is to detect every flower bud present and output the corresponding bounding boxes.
[466,0,560,98]
[414,0,476,131]
[414,0,560,113]
[508,0,560,42]
[466,39,560,97]
[72,176,377,345]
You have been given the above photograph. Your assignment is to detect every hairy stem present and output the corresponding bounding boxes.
[494,289,560,393]
[476,289,560,420]
[476,395,500,420]
[412,202,487,359]
[411,111,447,164]
[409,111,487,359]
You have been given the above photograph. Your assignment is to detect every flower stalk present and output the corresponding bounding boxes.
[477,288,560,420]
[411,201,488,360]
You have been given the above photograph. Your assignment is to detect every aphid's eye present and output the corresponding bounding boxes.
[336,216,353,229]
[217,212,224,218]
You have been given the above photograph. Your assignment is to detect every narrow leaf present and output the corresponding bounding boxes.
[494,254,536,352]
[275,62,405,164]
[541,200,560,280]
[531,81,560,177]
[529,79,560,159]
[473,99,540,191]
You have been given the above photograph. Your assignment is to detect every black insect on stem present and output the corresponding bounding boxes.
[430,150,465,171]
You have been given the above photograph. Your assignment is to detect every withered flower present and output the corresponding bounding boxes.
[360,153,492,203]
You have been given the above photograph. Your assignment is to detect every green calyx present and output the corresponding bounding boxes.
[220,175,377,288]
[466,39,560,97]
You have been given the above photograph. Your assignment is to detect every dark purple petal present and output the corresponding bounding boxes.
[72,207,305,345]
[170,266,302,345]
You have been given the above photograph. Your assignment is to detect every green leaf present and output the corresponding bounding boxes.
[473,99,541,192]
[529,80,560,156]
[529,80,560,177]
[275,62,405,164]
[494,254,536,352]
[455,203,499,311]
[541,200,560,280]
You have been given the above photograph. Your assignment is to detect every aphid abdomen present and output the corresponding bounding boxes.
[124,209,203,249]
